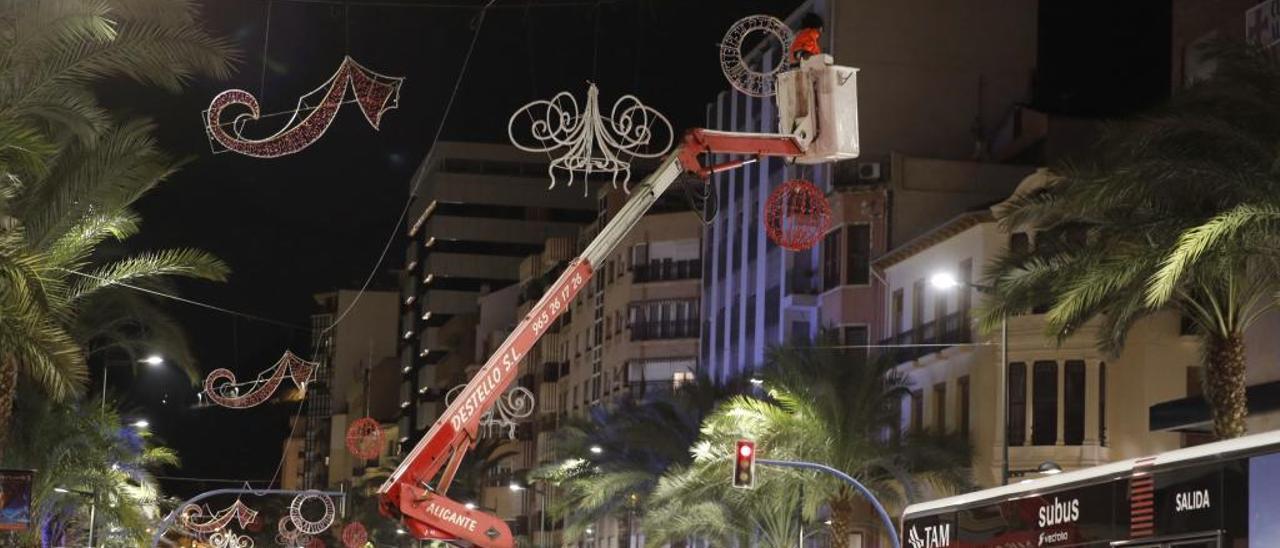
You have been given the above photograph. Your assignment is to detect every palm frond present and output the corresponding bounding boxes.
[68,248,229,303]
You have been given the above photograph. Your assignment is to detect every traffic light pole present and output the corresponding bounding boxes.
[756,459,901,548]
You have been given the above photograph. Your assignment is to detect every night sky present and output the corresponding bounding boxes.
[88,0,1171,498]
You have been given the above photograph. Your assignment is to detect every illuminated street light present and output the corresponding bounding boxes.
[140,355,165,366]
[589,445,603,455]
[928,271,960,290]
[132,419,150,429]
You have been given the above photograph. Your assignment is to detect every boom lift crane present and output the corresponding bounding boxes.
[378,53,859,547]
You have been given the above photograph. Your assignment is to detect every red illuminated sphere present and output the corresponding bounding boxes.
[342,522,368,548]
[345,417,383,460]
[764,179,831,251]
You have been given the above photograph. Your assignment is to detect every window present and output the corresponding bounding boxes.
[910,390,924,433]
[790,320,810,344]
[958,375,971,439]
[843,325,868,365]
[891,289,904,336]
[958,258,973,314]
[845,225,871,285]
[933,383,946,431]
[1008,362,1026,446]
[1032,361,1058,446]
[912,279,925,334]
[1064,360,1085,445]
[933,284,948,325]
[822,229,841,291]
[1099,362,1107,446]
[1010,232,1030,254]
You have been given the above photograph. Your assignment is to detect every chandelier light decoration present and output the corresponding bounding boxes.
[444,384,536,439]
[203,351,318,409]
[764,179,831,251]
[204,56,404,158]
[341,522,368,548]
[345,417,384,460]
[508,83,673,196]
[719,15,794,97]
[180,500,259,535]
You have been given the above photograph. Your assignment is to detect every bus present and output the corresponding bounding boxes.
[900,430,1280,548]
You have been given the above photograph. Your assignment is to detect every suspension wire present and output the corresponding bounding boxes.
[259,0,273,98]
[321,0,496,335]
[57,268,308,332]
[274,0,615,8]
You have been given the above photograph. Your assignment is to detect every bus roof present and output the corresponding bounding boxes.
[902,428,1280,518]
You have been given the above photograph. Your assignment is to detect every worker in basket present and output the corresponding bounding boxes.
[789,13,824,66]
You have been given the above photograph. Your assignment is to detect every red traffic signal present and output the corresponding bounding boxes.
[733,439,756,488]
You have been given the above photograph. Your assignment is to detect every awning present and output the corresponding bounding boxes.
[1149,380,1280,432]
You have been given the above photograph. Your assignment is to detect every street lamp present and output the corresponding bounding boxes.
[588,445,603,455]
[140,355,165,366]
[132,419,150,429]
[930,271,1012,485]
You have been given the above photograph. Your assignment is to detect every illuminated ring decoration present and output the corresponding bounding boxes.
[341,522,368,548]
[345,417,383,460]
[719,15,794,97]
[288,491,336,536]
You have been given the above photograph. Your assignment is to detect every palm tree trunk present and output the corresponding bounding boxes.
[829,493,855,548]
[0,357,17,454]
[1206,332,1248,439]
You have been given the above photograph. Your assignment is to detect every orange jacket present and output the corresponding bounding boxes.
[789,28,822,62]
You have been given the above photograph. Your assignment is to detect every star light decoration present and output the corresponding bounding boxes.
[508,83,673,196]
[203,351,318,409]
[180,500,259,535]
[719,15,794,98]
[345,417,383,460]
[444,384,535,439]
[204,56,404,158]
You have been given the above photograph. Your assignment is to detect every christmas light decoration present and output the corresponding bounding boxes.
[508,83,673,196]
[444,384,536,439]
[341,522,368,548]
[209,529,255,548]
[288,491,336,536]
[345,417,383,460]
[720,15,794,97]
[764,179,831,251]
[203,351,318,409]
[204,56,404,158]
[180,500,259,534]
[276,516,309,547]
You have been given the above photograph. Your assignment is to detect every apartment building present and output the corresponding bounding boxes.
[397,142,596,451]
[701,0,1039,383]
[877,172,1280,494]
[303,289,397,489]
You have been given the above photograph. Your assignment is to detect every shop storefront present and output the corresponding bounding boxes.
[901,431,1280,547]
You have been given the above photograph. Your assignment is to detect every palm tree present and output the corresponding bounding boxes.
[0,0,237,445]
[0,384,177,547]
[534,374,745,543]
[644,336,972,548]
[982,43,1280,439]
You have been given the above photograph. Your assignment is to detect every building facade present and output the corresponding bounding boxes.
[303,289,397,490]
[397,142,596,450]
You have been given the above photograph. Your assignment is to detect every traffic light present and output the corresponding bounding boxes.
[733,439,756,488]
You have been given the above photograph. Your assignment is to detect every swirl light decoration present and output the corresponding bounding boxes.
[204,56,404,158]
[288,491,336,536]
[764,179,831,251]
[276,516,310,547]
[444,384,536,439]
[180,500,259,534]
[209,529,256,548]
[719,15,794,97]
[341,522,368,548]
[344,417,383,460]
[508,83,673,196]
[203,351,318,409]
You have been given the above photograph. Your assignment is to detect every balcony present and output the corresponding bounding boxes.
[630,319,698,341]
[877,310,972,365]
[786,268,820,296]
[633,259,702,284]
[625,380,678,400]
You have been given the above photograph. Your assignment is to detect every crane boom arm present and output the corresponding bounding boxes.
[378,129,807,546]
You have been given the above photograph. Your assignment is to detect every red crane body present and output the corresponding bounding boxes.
[378,129,808,546]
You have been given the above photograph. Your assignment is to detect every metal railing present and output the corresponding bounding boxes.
[633,259,702,283]
[630,319,699,341]
[878,310,972,364]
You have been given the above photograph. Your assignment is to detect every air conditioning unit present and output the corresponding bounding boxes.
[857,161,883,181]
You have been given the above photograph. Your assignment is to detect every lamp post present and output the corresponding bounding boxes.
[91,354,163,546]
[929,272,1011,485]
